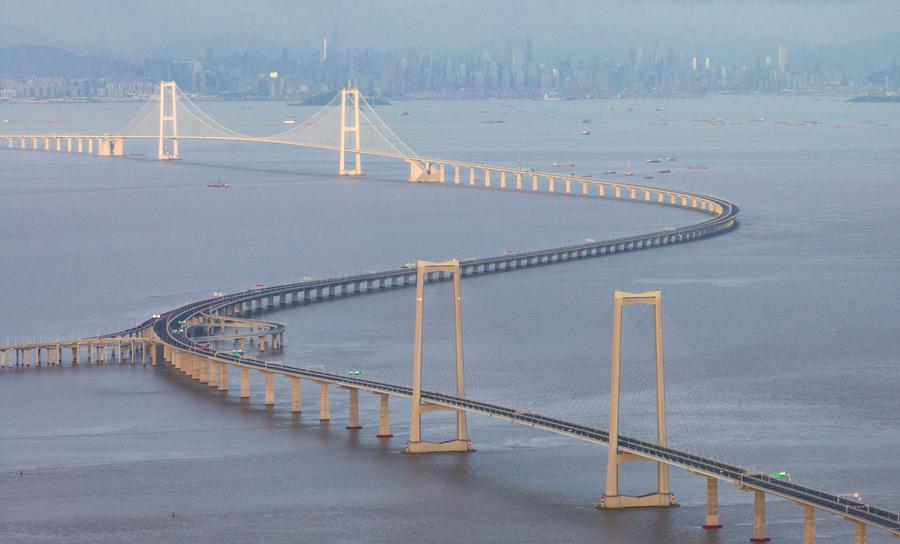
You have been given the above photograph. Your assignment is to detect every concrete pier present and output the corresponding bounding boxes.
[750,490,770,542]
[240,368,250,398]
[346,388,361,429]
[803,504,815,544]
[703,477,722,528]
[291,377,301,413]
[376,393,392,437]
[319,382,330,421]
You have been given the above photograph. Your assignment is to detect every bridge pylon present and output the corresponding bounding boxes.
[158,81,179,160]
[338,88,362,176]
[599,290,676,509]
[404,259,474,454]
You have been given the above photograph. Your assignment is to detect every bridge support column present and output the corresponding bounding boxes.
[853,521,866,544]
[218,363,228,391]
[750,490,770,542]
[600,290,674,509]
[197,356,208,383]
[263,373,274,405]
[291,377,301,412]
[803,505,815,544]
[319,383,330,421]
[405,259,473,454]
[346,388,361,429]
[240,368,250,398]
[454,165,460,184]
[208,360,218,387]
[703,477,722,528]
[376,393,392,437]
[500,170,507,189]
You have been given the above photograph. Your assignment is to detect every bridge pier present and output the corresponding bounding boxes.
[319,382,330,421]
[803,504,815,544]
[218,363,229,391]
[750,489,770,542]
[263,372,274,405]
[376,393,392,437]
[854,521,866,544]
[290,377,301,412]
[208,360,218,387]
[240,368,250,398]
[345,388,362,429]
[703,477,722,528]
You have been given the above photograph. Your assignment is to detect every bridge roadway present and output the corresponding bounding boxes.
[7,136,898,537]
[130,189,899,537]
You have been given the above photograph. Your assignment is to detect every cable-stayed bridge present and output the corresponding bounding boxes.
[1,83,896,543]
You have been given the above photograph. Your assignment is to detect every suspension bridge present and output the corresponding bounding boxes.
[1,82,896,543]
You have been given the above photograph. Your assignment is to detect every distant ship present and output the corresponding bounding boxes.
[624,160,634,177]
[646,159,662,164]
[581,130,591,135]
[580,118,593,124]
[552,162,576,167]
[686,165,709,170]
[208,180,231,188]
[603,170,616,175]
[657,169,671,174]
[399,112,409,116]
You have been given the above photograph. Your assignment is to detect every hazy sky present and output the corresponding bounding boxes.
[3,0,898,59]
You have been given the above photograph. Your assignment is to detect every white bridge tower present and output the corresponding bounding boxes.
[158,81,179,160]
[338,87,362,176]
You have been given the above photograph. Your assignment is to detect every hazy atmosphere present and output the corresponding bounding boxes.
[1,1,898,543]
[3,1,899,63]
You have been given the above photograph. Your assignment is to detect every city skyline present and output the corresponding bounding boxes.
[1,34,897,101]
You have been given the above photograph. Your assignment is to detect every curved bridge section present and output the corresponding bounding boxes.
[3,84,898,540]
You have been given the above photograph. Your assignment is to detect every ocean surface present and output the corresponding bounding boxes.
[0,95,898,543]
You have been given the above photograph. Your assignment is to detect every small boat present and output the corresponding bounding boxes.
[657,169,671,174]
[281,119,297,125]
[580,118,593,124]
[581,130,591,135]
[399,112,409,116]
[552,162,576,168]
[644,174,654,179]
[208,180,231,188]
[603,170,616,175]
[624,160,634,177]
[646,159,662,164]
[666,157,677,162]
[686,165,709,170]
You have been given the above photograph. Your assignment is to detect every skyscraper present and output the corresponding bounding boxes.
[777,42,786,72]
